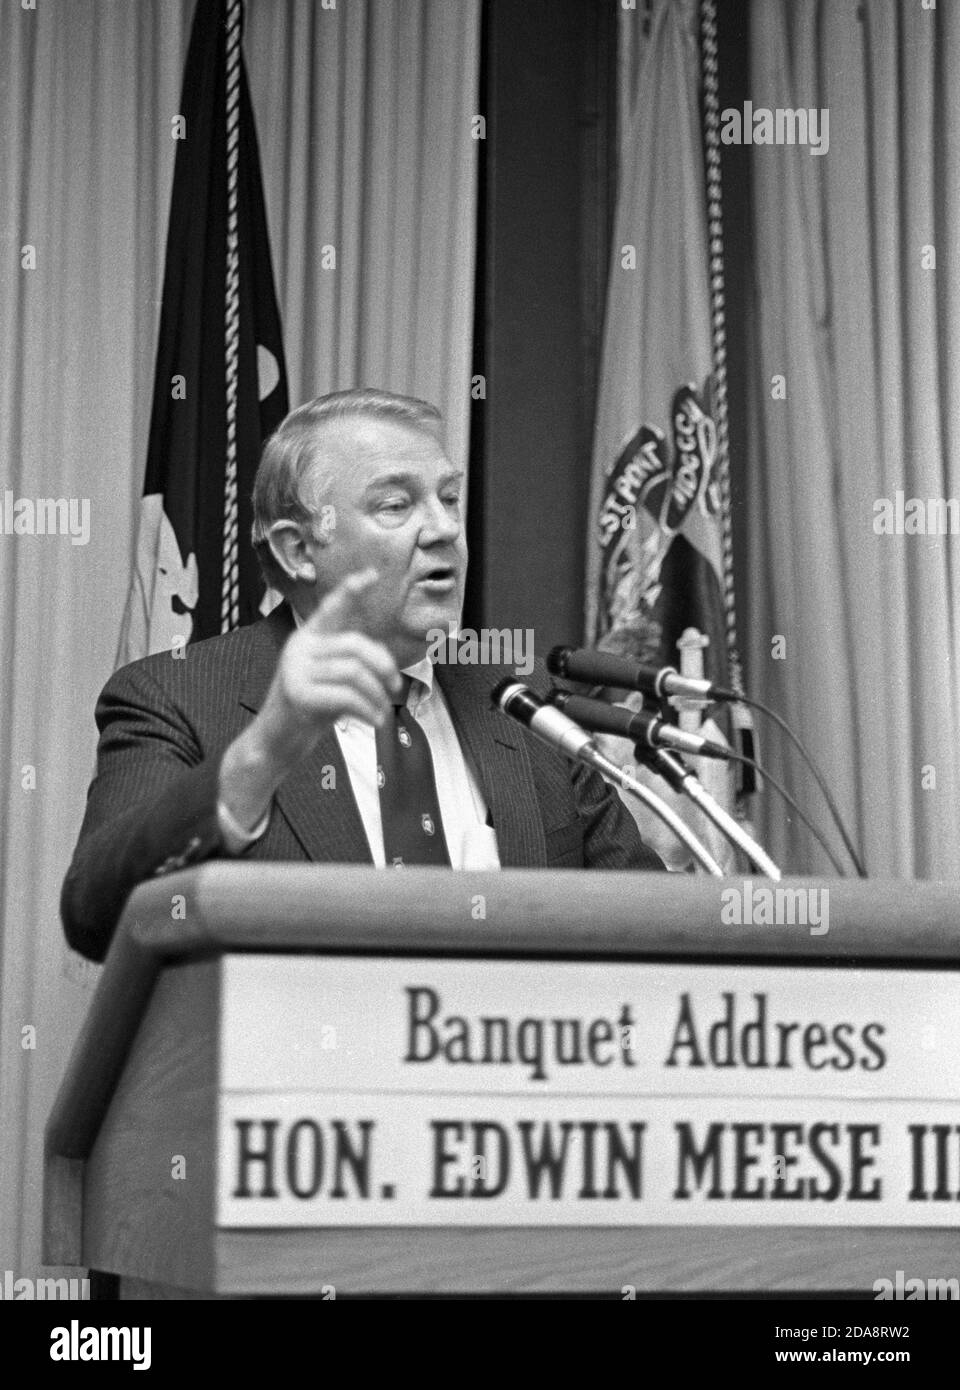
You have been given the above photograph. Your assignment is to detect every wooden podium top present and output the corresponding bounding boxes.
[104,862,960,960]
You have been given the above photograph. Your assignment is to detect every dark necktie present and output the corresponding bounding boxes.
[375,676,451,867]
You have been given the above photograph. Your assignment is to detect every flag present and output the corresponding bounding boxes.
[118,0,288,663]
[585,0,750,870]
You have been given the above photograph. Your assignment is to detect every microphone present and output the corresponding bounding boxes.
[491,680,725,876]
[549,689,731,761]
[491,680,599,763]
[633,746,782,880]
[547,644,738,702]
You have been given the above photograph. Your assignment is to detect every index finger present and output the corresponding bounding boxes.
[305,568,380,636]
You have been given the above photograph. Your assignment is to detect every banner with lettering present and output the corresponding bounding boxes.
[217,957,960,1227]
[583,0,752,869]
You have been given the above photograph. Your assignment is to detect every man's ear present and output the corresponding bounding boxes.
[266,519,316,585]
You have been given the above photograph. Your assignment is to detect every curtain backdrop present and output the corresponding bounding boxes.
[744,0,960,878]
[0,0,479,1280]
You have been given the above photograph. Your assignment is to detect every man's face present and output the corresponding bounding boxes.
[302,416,467,666]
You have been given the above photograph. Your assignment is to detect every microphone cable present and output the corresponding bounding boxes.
[710,746,849,878]
[558,682,862,877]
[727,694,866,878]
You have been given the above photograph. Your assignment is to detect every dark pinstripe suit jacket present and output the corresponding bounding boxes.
[61,603,663,960]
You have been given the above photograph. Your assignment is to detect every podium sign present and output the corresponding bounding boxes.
[220,957,960,1228]
[43,867,960,1295]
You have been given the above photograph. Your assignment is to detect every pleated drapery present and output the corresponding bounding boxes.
[246,0,480,469]
[744,0,960,878]
[0,0,479,1280]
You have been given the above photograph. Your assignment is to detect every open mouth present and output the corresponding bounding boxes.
[417,566,457,590]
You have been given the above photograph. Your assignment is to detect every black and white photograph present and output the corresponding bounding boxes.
[1,0,958,1356]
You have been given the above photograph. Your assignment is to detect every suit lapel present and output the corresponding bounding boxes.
[238,604,372,864]
[273,732,372,864]
[437,664,548,868]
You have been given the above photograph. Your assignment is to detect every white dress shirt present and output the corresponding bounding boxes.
[335,656,500,869]
[218,627,500,870]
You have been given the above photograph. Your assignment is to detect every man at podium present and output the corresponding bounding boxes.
[61,389,663,962]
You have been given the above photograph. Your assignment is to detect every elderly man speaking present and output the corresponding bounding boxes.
[62,388,663,961]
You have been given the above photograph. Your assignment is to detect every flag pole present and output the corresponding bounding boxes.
[700,0,742,698]
[221,0,243,634]
[700,0,759,812]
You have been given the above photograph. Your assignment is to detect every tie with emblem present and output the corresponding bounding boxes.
[375,675,451,867]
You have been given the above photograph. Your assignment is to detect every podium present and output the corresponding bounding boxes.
[45,867,960,1298]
